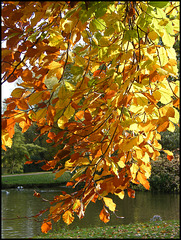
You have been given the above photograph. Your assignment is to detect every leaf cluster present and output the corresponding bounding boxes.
[1,1,180,233]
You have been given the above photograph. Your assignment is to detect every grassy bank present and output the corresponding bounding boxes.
[1,171,71,189]
[34,220,180,239]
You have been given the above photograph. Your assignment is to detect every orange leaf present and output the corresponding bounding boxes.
[137,171,150,190]
[105,90,116,99]
[127,188,135,198]
[99,207,110,223]
[66,181,74,187]
[157,120,169,132]
[75,110,84,121]
[24,160,33,164]
[163,150,174,161]
[41,221,52,234]
[93,69,102,76]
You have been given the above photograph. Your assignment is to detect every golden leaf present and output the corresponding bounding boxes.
[62,210,74,225]
[103,197,116,212]
[137,171,150,190]
[115,190,125,200]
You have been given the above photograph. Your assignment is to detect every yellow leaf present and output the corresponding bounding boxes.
[129,123,139,131]
[121,137,138,152]
[72,199,81,212]
[117,160,125,168]
[142,152,150,163]
[152,90,161,101]
[29,91,43,105]
[62,20,75,33]
[1,133,13,148]
[135,93,148,106]
[115,190,125,200]
[64,105,75,119]
[167,121,175,132]
[103,197,116,212]
[130,163,139,180]
[157,47,168,66]
[48,61,63,70]
[57,116,68,129]
[62,210,74,225]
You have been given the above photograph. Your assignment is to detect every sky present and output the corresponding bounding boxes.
[1,81,17,101]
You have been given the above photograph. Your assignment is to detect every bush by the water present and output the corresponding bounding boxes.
[159,126,180,151]
[149,154,180,193]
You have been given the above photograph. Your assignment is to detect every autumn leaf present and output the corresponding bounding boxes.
[99,207,110,223]
[41,221,52,234]
[33,190,41,198]
[103,197,116,212]
[137,172,150,190]
[62,210,74,225]
[1,1,179,233]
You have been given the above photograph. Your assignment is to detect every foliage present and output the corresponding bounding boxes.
[34,220,180,239]
[1,1,180,233]
[159,126,180,151]
[2,125,46,174]
[149,156,180,192]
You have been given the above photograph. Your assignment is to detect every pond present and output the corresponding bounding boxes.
[1,188,179,239]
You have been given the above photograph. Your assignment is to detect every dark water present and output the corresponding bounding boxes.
[1,188,179,239]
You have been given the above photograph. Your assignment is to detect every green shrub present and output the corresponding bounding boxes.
[149,157,180,192]
[159,125,180,151]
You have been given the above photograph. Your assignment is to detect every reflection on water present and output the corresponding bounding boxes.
[1,188,179,239]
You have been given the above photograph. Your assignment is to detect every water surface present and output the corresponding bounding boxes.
[1,188,179,238]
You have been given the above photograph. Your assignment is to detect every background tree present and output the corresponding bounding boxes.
[2,124,46,174]
[1,1,180,233]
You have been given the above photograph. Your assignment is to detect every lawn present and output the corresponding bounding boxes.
[34,220,180,239]
[1,171,71,188]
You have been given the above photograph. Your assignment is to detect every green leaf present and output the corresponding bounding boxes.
[149,1,169,8]
[90,19,106,31]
